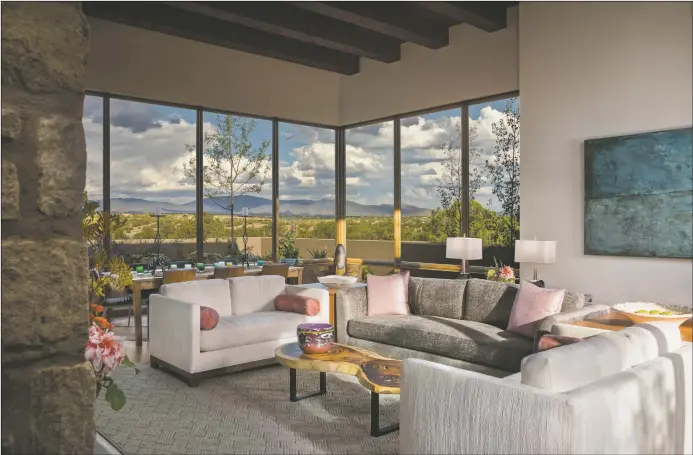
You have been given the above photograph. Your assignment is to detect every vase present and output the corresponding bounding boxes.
[297,323,334,354]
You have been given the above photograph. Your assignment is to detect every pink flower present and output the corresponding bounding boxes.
[499,266,515,280]
[86,324,125,376]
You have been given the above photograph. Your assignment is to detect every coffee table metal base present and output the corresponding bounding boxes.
[289,368,326,402]
[287,368,398,437]
[370,391,399,437]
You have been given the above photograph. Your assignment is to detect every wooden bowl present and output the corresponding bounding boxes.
[613,302,692,325]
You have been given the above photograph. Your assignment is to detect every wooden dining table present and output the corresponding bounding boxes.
[130,266,304,346]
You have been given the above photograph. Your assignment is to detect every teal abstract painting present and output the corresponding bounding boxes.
[584,128,693,258]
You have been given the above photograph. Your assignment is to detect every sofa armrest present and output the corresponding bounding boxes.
[400,358,570,455]
[534,304,612,352]
[285,285,330,323]
[149,294,200,373]
[335,287,368,344]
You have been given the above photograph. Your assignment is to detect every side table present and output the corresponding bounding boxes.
[298,282,367,339]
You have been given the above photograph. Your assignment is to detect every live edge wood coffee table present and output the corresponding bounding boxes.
[275,342,401,437]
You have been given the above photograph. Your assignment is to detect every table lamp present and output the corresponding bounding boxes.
[514,239,556,281]
[446,236,482,278]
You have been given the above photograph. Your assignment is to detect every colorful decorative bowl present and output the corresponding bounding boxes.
[613,302,692,325]
[297,323,334,354]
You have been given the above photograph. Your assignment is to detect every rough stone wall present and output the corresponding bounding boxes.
[1,3,95,453]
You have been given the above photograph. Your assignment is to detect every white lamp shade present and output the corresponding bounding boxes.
[514,240,556,264]
[446,237,482,260]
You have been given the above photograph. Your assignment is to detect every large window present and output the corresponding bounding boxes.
[469,97,520,267]
[83,90,518,273]
[83,95,103,205]
[109,99,197,263]
[201,112,273,263]
[345,121,394,275]
[278,123,336,261]
[400,108,462,264]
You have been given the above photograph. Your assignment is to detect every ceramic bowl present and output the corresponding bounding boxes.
[613,302,692,325]
[297,323,334,354]
[318,275,358,288]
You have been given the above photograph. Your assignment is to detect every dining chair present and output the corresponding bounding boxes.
[162,268,197,285]
[213,266,245,279]
[261,263,289,280]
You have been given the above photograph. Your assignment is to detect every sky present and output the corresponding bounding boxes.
[84,96,518,212]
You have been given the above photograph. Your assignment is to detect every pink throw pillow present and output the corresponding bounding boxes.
[200,306,219,330]
[537,334,583,352]
[367,273,410,316]
[275,294,320,316]
[507,280,565,338]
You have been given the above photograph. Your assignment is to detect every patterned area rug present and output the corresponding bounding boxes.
[96,362,399,454]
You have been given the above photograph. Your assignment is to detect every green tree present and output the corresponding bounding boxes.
[486,98,520,245]
[437,122,484,210]
[183,114,271,255]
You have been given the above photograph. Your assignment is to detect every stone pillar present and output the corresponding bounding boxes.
[1,3,95,453]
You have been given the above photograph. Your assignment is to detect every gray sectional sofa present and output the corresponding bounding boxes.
[336,277,590,377]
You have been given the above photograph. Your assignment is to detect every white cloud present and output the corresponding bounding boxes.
[84,101,517,213]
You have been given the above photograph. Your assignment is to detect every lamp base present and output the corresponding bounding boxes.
[459,273,471,280]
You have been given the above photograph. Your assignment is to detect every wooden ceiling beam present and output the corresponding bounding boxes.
[83,2,360,75]
[292,1,449,49]
[165,1,401,63]
[415,2,509,32]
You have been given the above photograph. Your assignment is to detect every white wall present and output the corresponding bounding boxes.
[519,2,692,306]
[86,18,341,125]
[338,7,519,125]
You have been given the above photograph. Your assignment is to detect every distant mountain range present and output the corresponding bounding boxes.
[102,195,431,217]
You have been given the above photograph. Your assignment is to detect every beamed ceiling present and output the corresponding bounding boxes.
[83,1,516,75]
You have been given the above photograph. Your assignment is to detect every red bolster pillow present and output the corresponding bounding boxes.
[274,294,320,316]
[200,306,219,330]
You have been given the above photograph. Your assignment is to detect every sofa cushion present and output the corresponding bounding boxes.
[464,279,586,330]
[464,279,518,328]
[200,306,220,330]
[160,279,232,317]
[200,311,309,352]
[228,275,286,315]
[507,280,565,338]
[367,273,410,316]
[521,322,685,393]
[408,277,465,319]
[274,294,320,316]
[347,314,532,372]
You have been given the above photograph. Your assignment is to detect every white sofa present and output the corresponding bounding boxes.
[149,275,329,386]
[401,322,692,454]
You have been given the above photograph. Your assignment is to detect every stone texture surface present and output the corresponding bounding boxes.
[1,2,88,94]
[2,160,20,220]
[1,239,89,361]
[1,2,93,453]
[2,107,22,140]
[30,362,96,454]
[36,115,86,218]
